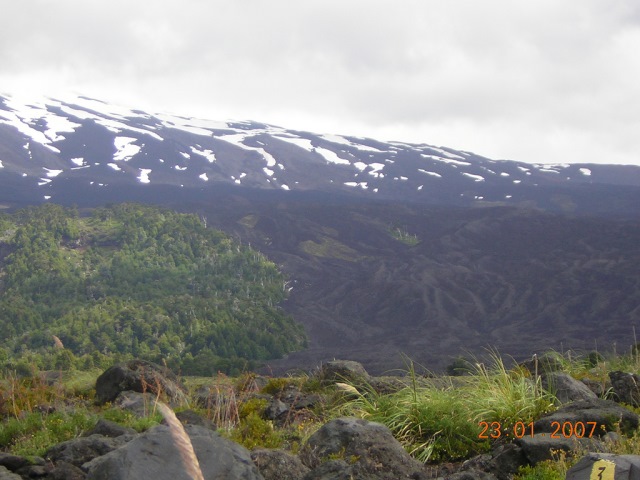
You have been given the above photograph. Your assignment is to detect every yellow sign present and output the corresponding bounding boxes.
[590,459,615,480]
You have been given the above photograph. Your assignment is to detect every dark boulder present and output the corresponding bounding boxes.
[609,371,640,407]
[45,434,134,468]
[541,372,597,404]
[85,424,263,480]
[318,361,370,386]
[94,359,187,405]
[84,419,136,438]
[515,434,601,465]
[113,390,158,417]
[300,417,425,480]
[519,354,565,375]
[46,460,87,480]
[0,453,31,472]
[533,398,640,436]
[0,465,23,480]
[567,453,640,479]
[251,448,309,480]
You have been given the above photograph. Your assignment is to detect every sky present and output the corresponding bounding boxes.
[1,1,640,166]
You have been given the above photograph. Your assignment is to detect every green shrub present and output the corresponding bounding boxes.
[0,410,96,456]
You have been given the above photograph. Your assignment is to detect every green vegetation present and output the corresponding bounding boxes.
[3,349,640,476]
[334,355,554,462]
[299,236,359,261]
[0,203,306,375]
[388,225,419,246]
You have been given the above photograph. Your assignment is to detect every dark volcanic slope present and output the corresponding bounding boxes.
[167,191,640,375]
[2,94,640,375]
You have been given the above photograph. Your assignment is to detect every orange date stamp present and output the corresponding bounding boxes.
[478,421,597,440]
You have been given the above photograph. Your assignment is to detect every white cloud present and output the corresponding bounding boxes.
[1,0,639,165]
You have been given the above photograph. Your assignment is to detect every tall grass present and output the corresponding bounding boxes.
[333,353,556,463]
[467,351,556,427]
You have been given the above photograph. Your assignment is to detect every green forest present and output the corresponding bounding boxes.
[0,203,306,375]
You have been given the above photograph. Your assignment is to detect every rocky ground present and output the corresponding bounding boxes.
[2,358,640,479]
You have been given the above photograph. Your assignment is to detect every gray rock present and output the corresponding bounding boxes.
[0,453,30,472]
[84,419,137,438]
[95,359,187,405]
[251,448,309,480]
[445,471,499,480]
[173,409,216,431]
[567,453,640,479]
[318,361,370,386]
[541,372,597,404]
[303,460,353,480]
[45,434,135,467]
[85,424,263,480]
[113,390,158,417]
[515,434,598,465]
[264,398,289,421]
[300,417,424,480]
[533,398,640,436]
[0,466,22,480]
[519,354,565,375]
[460,443,528,480]
[47,460,87,480]
[609,371,640,407]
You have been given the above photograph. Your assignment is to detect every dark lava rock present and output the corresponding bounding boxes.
[318,360,370,386]
[609,371,640,407]
[94,359,187,405]
[45,434,134,467]
[300,417,425,480]
[84,419,136,438]
[251,448,309,480]
[85,424,262,480]
[541,372,597,404]
[533,398,640,436]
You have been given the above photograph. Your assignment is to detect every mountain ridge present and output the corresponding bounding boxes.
[2,93,640,217]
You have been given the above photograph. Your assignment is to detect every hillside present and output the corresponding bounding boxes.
[174,191,640,374]
[0,203,306,375]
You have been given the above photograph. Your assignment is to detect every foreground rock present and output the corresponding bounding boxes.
[533,398,640,436]
[300,417,426,480]
[251,449,309,480]
[567,453,640,479]
[85,424,262,480]
[94,359,187,405]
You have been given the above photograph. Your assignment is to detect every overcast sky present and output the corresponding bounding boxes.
[2,1,640,165]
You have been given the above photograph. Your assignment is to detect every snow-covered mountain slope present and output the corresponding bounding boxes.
[1,93,639,213]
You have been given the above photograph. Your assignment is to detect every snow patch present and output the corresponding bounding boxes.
[113,137,141,161]
[137,169,152,184]
[71,158,84,166]
[174,165,188,171]
[275,135,314,152]
[263,167,274,177]
[421,154,471,166]
[281,184,290,190]
[418,169,442,178]
[344,181,368,189]
[422,146,466,160]
[190,147,216,163]
[199,173,209,181]
[579,168,592,176]
[462,172,485,182]
[44,168,63,178]
[315,147,350,165]
[107,163,121,171]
